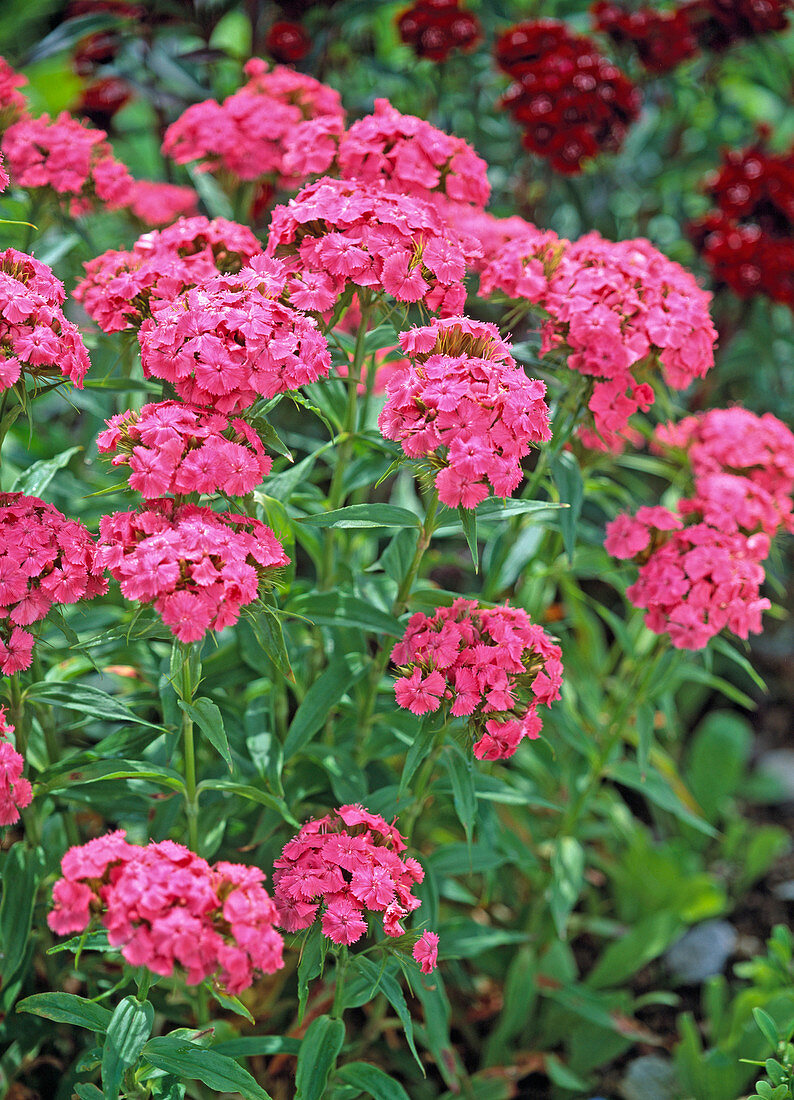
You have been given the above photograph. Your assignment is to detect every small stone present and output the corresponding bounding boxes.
[620,1054,680,1100]
[665,919,738,984]
[757,750,794,802]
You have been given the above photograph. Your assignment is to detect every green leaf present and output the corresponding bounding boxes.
[548,837,585,939]
[550,451,583,562]
[249,601,295,682]
[143,1036,273,1099]
[42,759,185,796]
[754,1008,781,1048]
[25,681,161,728]
[102,996,154,1100]
[297,924,326,1024]
[213,1037,301,1058]
[288,592,402,637]
[186,164,233,219]
[398,719,436,798]
[283,653,366,760]
[18,992,112,1033]
[443,744,476,844]
[457,505,478,571]
[608,761,717,837]
[586,912,683,990]
[294,1015,345,1100]
[300,504,420,529]
[247,416,293,462]
[197,779,298,827]
[335,1062,411,1100]
[685,710,752,823]
[73,1086,105,1100]
[351,957,423,1073]
[1,845,42,984]
[10,445,81,496]
[180,697,232,773]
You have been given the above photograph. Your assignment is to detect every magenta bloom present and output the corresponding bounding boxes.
[266,177,472,315]
[138,260,330,413]
[74,215,262,334]
[162,59,344,187]
[2,112,133,216]
[0,57,27,123]
[481,231,717,449]
[127,180,199,227]
[0,494,107,675]
[48,832,284,994]
[97,401,272,500]
[392,598,562,761]
[98,501,289,643]
[0,248,90,389]
[379,316,550,508]
[273,804,436,951]
[413,930,439,974]
[0,705,31,826]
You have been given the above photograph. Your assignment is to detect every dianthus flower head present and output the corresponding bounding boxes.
[689,137,794,308]
[48,831,284,994]
[378,316,550,508]
[592,3,700,73]
[653,407,794,537]
[266,21,312,64]
[683,0,792,52]
[391,597,563,761]
[0,152,8,193]
[137,259,330,412]
[607,506,772,649]
[0,493,107,675]
[0,57,27,125]
[97,500,288,643]
[495,19,641,174]
[98,401,273,500]
[74,215,263,334]
[287,97,490,209]
[397,0,482,62]
[127,180,199,226]
[273,804,437,963]
[483,231,717,448]
[162,60,344,188]
[266,176,473,315]
[1,112,133,216]
[0,704,31,826]
[0,247,90,390]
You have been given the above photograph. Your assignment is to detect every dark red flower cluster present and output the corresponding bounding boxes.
[266,21,311,64]
[592,3,699,73]
[397,0,481,62]
[689,138,794,307]
[494,20,641,174]
[593,1,792,73]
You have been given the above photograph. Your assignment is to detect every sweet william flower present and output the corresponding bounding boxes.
[97,401,272,500]
[98,500,288,643]
[273,805,437,958]
[392,598,563,761]
[0,705,31,827]
[378,316,550,508]
[413,930,439,974]
[48,833,284,994]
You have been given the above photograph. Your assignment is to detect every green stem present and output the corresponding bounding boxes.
[136,968,152,1002]
[319,293,374,590]
[357,487,440,743]
[177,642,199,852]
[331,946,349,1019]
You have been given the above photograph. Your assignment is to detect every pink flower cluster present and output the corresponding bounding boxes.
[138,259,330,413]
[98,401,272,500]
[74,215,262,334]
[0,247,90,389]
[126,180,199,227]
[378,317,551,508]
[48,831,284,994]
[654,407,794,537]
[481,230,717,447]
[605,509,770,649]
[391,598,563,760]
[266,177,471,315]
[162,59,344,186]
[0,152,8,193]
[273,804,437,967]
[0,494,107,674]
[0,57,27,127]
[1,112,133,216]
[0,705,31,826]
[284,97,490,209]
[97,501,289,643]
